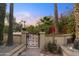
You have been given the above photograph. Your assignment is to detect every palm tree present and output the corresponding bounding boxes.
[73,3,79,49]
[74,3,79,39]
[6,3,14,46]
[40,16,53,33]
[0,3,6,45]
[54,3,59,33]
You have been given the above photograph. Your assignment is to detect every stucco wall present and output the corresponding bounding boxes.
[45,34,72,46]
[3,32,72,50]
[3,32,23,44]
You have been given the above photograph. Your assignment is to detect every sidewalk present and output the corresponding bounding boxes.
[20,48,43,56]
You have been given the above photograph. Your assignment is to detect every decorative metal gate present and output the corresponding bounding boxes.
[26,33,40,48]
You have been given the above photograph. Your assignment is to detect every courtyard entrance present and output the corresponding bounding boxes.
[26,33,40,48]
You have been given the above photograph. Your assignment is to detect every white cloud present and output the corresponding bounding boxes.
[14,12,40,26]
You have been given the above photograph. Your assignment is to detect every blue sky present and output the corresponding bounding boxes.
[6,3,74,25]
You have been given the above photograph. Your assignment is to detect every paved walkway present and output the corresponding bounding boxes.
[20,48,44,56]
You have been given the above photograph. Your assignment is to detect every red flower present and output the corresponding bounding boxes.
[51,26,56,33]
[49,26,56,33]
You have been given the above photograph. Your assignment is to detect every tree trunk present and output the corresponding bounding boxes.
[6,3,14,46]
[54,3,59,33]
[74,3,79,40]
[0,4,6,45]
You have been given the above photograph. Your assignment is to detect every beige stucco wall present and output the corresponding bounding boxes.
[3,33,8,43]
[45,34,72,46]
[3,32,72,50]
[45,36,65,46]
[45,36,53,43]
[55,36,66,46]
[13,35,22,44]
[39,32,72,50]
[3,32,24,45]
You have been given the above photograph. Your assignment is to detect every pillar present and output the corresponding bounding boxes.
[39,32,45,50]
[22,31,28,45]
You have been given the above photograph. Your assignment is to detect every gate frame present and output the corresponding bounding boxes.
[26,32,40,48]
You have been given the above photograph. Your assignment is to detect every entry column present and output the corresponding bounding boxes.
[39,32,45,50]
[22,31,28,45]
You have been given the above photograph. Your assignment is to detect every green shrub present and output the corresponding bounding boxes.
[47,41,57,52]
[74,40,79,50]
[47,42,53,52]
[22,28,26,31]
[57,46,63,55]
[44,44,47,50]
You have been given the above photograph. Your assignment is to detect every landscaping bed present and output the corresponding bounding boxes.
[40,50,60,56]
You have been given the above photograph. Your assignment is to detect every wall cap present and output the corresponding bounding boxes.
[39,32,45,34]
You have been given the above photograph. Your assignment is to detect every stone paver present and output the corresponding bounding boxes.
[19,48,60,56]
[0,45,18,53]
[20,48,44,56]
